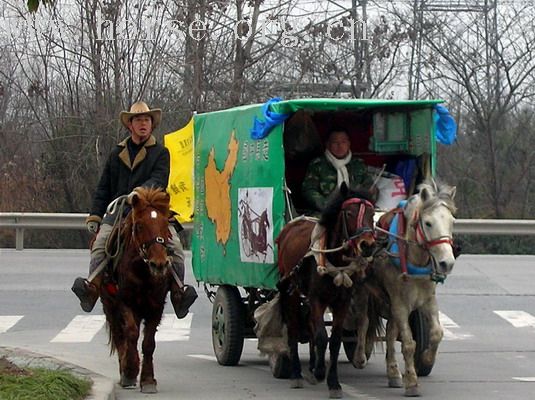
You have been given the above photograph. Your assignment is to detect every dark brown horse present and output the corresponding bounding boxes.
[100,187,172,393]
[276,184,376,398]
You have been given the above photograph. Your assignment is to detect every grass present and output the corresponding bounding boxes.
[0,357,91,400]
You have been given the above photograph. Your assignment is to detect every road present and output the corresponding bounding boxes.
[1,249,535,399]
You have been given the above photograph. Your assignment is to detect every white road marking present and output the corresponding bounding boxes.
[440,311,473,340]
[513,377,535,382]
[0,315,23,333]
[155,313,192,342]
[494,310,535,328]
[187,354,217,362]
[51,315,106,343]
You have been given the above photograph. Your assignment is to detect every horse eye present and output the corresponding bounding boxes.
[134,224,143,232]
[425,221,432,228]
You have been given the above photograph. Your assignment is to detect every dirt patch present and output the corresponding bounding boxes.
[0,356,32,377]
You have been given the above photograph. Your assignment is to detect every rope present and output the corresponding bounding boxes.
[375,225,420,246]
[316,260,365,288]
[105,195,130,259]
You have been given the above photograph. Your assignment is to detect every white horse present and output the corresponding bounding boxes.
[349,178,457,397]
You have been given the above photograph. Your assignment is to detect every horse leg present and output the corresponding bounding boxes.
[352,288,370,369]
[120,311,140,388]
[326,303,350,399]
[385,318,402,388]
[311,301,328,383]
[285,291,304,388]
[420,300,443,371]
[140,316,160,393]
[392,307,420,397]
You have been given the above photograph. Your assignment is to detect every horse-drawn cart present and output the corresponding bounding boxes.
[191,98,453,379]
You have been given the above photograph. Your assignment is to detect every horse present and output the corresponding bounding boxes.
[276,183,376,398]
[351,178,457,397]
[99,187,173,393]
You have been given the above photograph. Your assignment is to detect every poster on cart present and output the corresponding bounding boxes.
[237,187,274,264]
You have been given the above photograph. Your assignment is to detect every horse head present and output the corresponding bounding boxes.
[128,187,172,275]
[320,182,376,261]
[405,178,457,278]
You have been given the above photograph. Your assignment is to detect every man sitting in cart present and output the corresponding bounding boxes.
[71,101,197,319]
[302,129,377,215]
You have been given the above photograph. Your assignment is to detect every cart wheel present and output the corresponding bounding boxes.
[269,353,291,379]
[212,285,245,366]
[410,309,433,376]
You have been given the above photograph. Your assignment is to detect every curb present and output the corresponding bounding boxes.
[0,346,115,400]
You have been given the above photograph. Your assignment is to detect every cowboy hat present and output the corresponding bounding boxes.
[120,101,162,129]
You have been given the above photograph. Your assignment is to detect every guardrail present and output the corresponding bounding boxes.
[1,212,535,250]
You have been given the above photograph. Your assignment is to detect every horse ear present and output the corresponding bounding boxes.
[447,186,457,200]
[404,194,421,224]
[130,192,140,208]
[420,186,434,203]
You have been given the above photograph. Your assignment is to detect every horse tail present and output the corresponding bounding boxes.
[106,320,117,356]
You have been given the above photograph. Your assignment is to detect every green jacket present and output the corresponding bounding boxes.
[302,155,373,212]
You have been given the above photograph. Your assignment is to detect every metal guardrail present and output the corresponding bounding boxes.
[0,213,193,250]
[1,212,535,250]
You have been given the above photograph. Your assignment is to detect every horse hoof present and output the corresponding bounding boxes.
[388,377,403,388]
[303,370,317,385]
[352,358,366,369]
[290,378,304,388]
[404,386,421,397]
[120,375,137,389]
[329,388,343,399]
[141,383,158,393]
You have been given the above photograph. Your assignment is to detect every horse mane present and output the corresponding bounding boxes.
[319,186,374,231]
[417,178,457,214]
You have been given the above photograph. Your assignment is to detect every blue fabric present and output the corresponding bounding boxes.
[250,97,291,140]
[433,104,457,145]
[388,211,432,275]
[394,159,417,192]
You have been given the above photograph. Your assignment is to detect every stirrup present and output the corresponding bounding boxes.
[171,285,198,319]
[71,277,98,313]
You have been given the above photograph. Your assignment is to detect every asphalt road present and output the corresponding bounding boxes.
[1,249,535,400]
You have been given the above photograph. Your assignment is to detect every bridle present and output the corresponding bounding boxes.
[413,205,454,250]
[132,219,168,264]
[340,198,375,246]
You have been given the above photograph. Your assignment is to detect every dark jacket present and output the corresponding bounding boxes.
[87,135,170,223]
[302,154,373,212]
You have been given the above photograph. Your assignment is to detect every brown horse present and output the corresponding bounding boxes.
[100,187,172,393]
[276,183,376,398]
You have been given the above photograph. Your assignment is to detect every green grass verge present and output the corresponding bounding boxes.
[0,368,91,400]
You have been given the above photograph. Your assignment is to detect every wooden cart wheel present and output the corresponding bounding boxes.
[212,285,245,366]
[410,309,433,376]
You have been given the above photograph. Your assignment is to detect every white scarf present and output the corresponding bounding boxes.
[325,149,351,188]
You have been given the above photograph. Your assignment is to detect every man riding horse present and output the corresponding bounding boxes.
[71,101,197,319]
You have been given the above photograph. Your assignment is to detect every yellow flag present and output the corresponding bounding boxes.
[164,118,194,223]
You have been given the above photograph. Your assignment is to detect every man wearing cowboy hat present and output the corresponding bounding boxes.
[71,101,197,319]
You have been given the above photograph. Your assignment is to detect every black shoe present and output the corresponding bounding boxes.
[71,277,99,312]
[171,285,198,319]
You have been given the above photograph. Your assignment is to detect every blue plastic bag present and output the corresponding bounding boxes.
[433,104,457,145]
[250,97,291,140]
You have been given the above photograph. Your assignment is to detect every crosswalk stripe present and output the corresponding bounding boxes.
[51,315,106,343]
[0,315,23,333]
[440,311,473,340]
[494,310,535,328]
[155,313,192,342]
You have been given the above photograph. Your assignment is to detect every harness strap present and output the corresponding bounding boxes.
[395,210,408,276]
